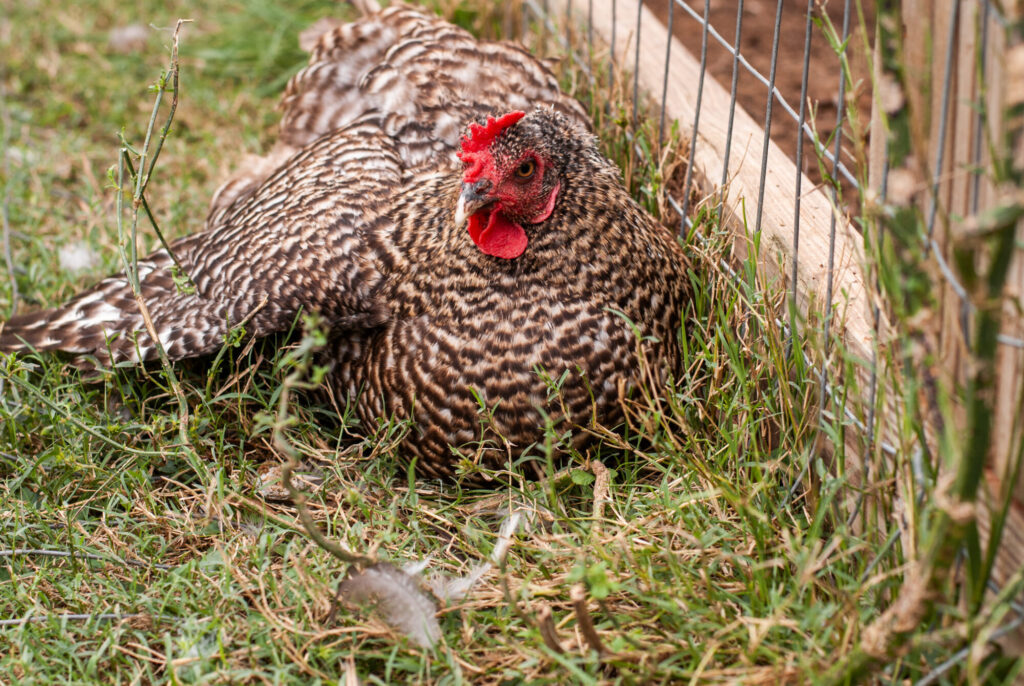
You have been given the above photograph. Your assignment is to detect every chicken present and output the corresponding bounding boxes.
[0,3,689,479]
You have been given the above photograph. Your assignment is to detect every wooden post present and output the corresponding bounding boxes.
[992,32,1024,601]
[909,1,1024,600]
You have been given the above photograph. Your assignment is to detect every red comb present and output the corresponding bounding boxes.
[458,111,526,159]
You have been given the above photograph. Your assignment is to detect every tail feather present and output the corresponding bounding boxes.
[1,267,160,365]
[209,5,434,228]
[1,239,237,368]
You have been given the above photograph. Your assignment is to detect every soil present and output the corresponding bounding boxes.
[645,0,874,203]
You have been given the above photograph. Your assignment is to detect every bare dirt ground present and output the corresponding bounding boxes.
[646,0,874,203]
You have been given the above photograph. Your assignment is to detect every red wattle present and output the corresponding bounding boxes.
[468,209,528,259]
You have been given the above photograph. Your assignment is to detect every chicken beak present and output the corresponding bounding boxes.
[454,178,494,229]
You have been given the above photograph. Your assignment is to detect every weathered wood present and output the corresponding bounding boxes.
[925,0,969,404]
[995,34,1024,537]
[951,0,978,220]
[922,2,1024,599]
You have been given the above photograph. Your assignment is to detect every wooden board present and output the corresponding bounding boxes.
[920,2,1024,600]
[993,18,1024,546]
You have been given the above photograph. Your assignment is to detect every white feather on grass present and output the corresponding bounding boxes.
[425,510,524,603]
[337,511,526,647]
[337,562,441,649]
[58,241,100,274]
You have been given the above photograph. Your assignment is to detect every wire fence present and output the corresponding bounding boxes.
[524,0,881,462]
[525,0,1024,670]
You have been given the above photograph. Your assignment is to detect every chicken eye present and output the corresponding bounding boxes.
[514,159,537,181]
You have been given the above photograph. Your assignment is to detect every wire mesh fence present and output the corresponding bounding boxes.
[523,0,1024,667]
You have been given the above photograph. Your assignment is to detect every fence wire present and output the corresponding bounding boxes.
[524,0,1024,671]
[526,0,1024,453]
[524,0,899,455]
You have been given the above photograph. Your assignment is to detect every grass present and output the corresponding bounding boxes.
[0,0,1022,683]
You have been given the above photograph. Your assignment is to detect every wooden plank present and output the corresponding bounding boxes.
[980,13,1004,212]
[950,0,977,220]
[930,1,968,406]
[995,34,1024,544]
[902,0,932,169]
[929,2,1024,598]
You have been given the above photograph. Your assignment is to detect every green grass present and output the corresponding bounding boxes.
[1,1,1022,683]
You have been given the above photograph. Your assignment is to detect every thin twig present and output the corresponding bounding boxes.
[115,20,194,452]
[537,604,565,654]
[116,21,192,283]
[571,583,605,656]
[120,151,189,279]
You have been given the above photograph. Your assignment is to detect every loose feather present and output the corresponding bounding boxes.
[337,562,441,649]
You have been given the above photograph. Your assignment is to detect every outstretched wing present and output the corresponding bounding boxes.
[0,122,399,367]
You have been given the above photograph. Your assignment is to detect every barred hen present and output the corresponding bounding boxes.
[0,4,689,479]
